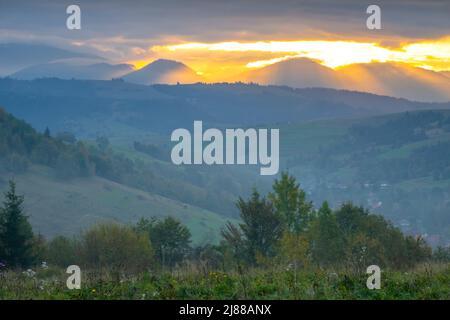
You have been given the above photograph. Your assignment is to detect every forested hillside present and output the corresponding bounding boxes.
[1,79,449,137]
[281,110,450,245]
[0,108,234,242]
[1,80,450,246]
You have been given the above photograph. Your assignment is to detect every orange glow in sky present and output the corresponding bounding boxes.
[127,37,450,81]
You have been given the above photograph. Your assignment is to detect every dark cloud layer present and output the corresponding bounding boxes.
[0,0,449,59]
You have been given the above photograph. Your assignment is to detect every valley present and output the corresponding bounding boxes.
[0,79,449,246]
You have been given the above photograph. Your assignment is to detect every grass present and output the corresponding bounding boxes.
[1,264,448,300]
[0,165,231,244]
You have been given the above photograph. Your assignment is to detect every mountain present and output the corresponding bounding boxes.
[337,62,450,103]
[241,58,342,89]
[242,58,450,103]
[123,59,202,85]
[0,78,449,137]
[0,43,101,76]
[11,62,134,80]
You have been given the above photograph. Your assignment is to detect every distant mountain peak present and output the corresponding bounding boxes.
[241,57,450,102]
[123,58,202,85]
[10,61,134,80]
[241,57,342,89]
[0,42,103,76]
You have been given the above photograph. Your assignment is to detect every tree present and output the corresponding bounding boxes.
[80,223,153,273]
[309,201,345,267]
[135,216,191,269]
[278,232,310,270]
[433,246,450,263]
[223,189,282,266]
[46,235,78,267]
[0,181,35,268]
[269,172,313,234]
[221,222,246,265]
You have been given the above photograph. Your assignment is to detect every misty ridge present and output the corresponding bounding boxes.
[1,42,450,250]
[1,75,450,249]
[2,43,450,103]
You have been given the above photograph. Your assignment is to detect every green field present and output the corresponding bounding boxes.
[0,165,232,244]
[1,264,448,300]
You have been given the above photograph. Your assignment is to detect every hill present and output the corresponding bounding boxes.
[241,58,342,89]
[337,62,450,103]
[0,108,234,243]
[0,43,101,76]
[242,58,450,102]
[123,59,202,85]
[11,62,133,80]
[0,79,448,137]
[1,81,450,245]
[0,166,229,244]
[278,110,450,245]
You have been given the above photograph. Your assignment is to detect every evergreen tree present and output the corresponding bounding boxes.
[269,172,313,234]
[0,181,35,268]
[309,201,345,267]
[234,189,282,264]
[135,216,191,269]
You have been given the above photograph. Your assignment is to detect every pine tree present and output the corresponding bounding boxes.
[0,181,35,268]
[237,189,282,264]
[309,201,345,267]
[269,172,313,234]
[135,216,191,269]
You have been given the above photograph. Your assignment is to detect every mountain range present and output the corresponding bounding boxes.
[3,43,450,103]
[241,58,450,103]
[1,78,449,138]
[0,43,101,76]
[11,62,134,81]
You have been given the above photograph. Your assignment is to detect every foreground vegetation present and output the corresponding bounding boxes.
[1,171,449,299]
[1,264,449,299]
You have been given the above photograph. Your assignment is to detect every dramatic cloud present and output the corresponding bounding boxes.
[0,0,449,80]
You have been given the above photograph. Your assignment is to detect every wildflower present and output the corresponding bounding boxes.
[41,261,48,269]
[91,288,96,293]
[23,269,36,277]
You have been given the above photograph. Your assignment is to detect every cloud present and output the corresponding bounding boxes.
[0,0,449,64]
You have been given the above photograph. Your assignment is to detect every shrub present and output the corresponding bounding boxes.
[80,223,154,273]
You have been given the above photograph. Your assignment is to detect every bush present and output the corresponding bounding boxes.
[80,223,154,273]
[46,235,79,267]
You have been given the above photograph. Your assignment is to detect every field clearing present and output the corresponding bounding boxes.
[0,166,231,244]
[1,264,448,300]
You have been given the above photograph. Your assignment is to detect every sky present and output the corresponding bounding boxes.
[0,0,449,80]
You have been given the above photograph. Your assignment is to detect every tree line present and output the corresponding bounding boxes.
[1,173,449,274]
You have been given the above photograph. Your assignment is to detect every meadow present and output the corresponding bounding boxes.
[1,264,449,300]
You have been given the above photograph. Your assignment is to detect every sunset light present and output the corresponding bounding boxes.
[127,38,450,80]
